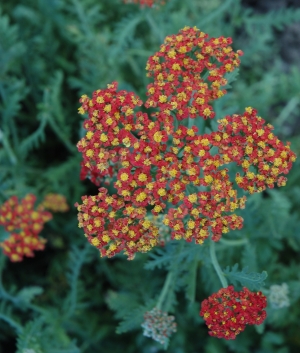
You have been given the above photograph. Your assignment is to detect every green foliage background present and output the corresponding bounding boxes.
[0,0,300,352]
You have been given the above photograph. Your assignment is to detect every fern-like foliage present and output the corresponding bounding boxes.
[144,241,209,271]
[19,113,47,158]
[63,244,92,319]
[0,301,22,334]
[246,7,300,30]
[16,286,44,305]
[16,318,44,353]
[0,7,26,76]
[106,291,157,334]
[110,13,145,60]
[241,244,257,273]
[16,316,80,353]
[223,264,267,291]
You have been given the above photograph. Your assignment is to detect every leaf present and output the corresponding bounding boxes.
[223,264,267,291]
[16,286,43,304]
[63,244,92,318]
[241,244,257,272]
[0,301,22,334]
[19,113,47,156]
[110,13,145,60]
[144,241,208,271]
[246,7,300,31]
[16,318,43,353]
[106,291,156,334]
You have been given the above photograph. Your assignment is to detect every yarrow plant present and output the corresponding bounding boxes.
[0,194,68,262]
[75,26,296,342]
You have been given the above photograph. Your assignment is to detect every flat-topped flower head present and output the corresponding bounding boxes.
[0,194,52,262]
[40,193,69,212]
[142,307,177,345]
[200,286,267,339]
[76,27,296,259]
[0,194,52,236]
[269,283,290,309]
[0,232,46,262]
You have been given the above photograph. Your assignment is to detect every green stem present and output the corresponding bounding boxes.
[219,238,248,246]
[156,270,173,311]
[209,239,228,288]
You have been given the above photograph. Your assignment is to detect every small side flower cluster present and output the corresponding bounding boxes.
[269,283,290,309]
[141,307,177,346]
[0,195,52,262]
[40,193,69,212]
[200,286,267,340]
[0,193,69,262]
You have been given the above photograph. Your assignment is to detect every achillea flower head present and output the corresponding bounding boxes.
[269,283,290,309]
[0,233,46,262]
[41,193,69,212]
[141,307,177,345]
[0,194,52,262]
[200,286,267,339]
[76,27,296,259]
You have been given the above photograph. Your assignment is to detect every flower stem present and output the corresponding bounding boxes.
[156,270,173,310]
[219,238,248,246]
[209,238,228,288]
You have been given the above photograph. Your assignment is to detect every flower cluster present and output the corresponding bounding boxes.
[141,307,177,345]
[40,193,69,212]
[0,195,52,262]
[145,26,243,123]
[214,108,296,193]
[269,283,290,309]
[200,286,267,339]
[76,27,296,259]
[75,188,160,259]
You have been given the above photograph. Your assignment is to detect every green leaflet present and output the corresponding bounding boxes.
[106,291,157,334]
[223,264,267,291]
[16,286,44,304]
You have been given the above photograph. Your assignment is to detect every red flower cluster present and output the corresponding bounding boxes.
[75,188,159,260]
[200,286,267,339]
[214,108,296,193]
[76,27,296,259]
[0,194,52,262]
[145,26,242,123]
[41,193,69,212]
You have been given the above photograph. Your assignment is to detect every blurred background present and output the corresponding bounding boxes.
[0,0,300,352]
